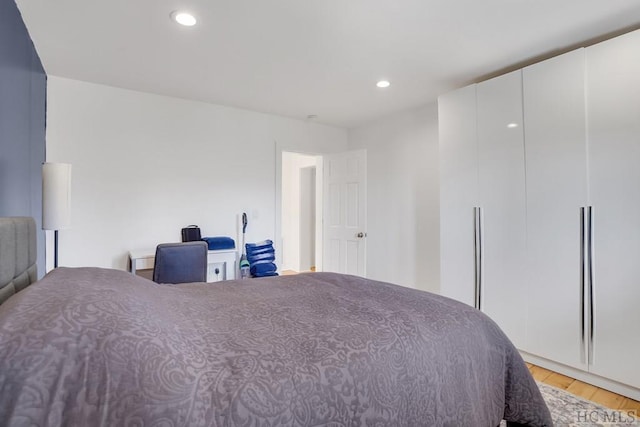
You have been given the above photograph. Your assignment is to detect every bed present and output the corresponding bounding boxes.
[0,217,552,426]
[0,217,38,304]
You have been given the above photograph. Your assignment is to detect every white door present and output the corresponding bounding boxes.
[322,150,367,276]
[523,48,588,370]
[586,29,640,389]
[439,85,479,307]
[476,71,527,348]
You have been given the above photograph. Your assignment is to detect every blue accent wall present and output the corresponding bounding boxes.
[0,0,47,276]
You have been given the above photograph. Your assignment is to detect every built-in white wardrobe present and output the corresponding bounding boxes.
[439,71,528,350]
[439,29,640,399]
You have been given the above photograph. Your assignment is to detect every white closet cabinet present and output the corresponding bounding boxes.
[439,73,527,347]
[586,30,640,389]
[439,28,640,397]
[476,71,527,348]
[522,49,588,370]
[439,85,478,307]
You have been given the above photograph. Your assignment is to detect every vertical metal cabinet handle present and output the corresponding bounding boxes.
[477,207,483,311]
[580,207,586,363]
[473,207,480,310]
[587,206,594,364]
[472,207,482,311]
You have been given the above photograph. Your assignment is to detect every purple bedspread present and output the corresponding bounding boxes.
[0,268,552,426]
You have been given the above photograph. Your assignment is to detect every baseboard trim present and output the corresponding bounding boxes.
[520,351,640,401]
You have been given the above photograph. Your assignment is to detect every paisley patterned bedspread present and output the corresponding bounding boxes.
[0,268,552,426]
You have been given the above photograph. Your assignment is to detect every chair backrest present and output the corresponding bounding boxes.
[152,241,208,284]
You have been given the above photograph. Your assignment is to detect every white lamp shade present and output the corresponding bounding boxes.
[42,163,72,230]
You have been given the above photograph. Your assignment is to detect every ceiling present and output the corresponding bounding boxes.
[15,0,640,129]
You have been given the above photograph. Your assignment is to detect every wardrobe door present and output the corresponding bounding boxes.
[587,30,640,389]
[439,85,478,307]
[523,49,588,369]
[476,71,527,348]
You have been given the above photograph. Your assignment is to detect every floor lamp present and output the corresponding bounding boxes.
[42,163,72,269]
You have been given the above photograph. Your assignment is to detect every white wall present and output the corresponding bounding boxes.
[46,76,348,271]
[45,76,439,288]
[348,103,440,293]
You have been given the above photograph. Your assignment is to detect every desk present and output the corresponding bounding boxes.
[129,248,237,282]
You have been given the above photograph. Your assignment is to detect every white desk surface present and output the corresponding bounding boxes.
[129,247,237,260]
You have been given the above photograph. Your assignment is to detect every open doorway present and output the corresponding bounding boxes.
[281,152,322,274]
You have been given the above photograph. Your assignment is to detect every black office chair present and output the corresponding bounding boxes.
[152,241,208,284]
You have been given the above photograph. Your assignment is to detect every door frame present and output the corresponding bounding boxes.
[275,146,367,275]
[298,165,317,272]
[275,148,324,272]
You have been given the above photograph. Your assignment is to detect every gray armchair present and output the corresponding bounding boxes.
[152,241,207,284]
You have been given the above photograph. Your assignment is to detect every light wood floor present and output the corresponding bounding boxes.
[527,363,640,411]
[282,268,315,275]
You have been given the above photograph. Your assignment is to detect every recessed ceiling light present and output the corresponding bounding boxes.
[171,11,197,27]
[376,80,390,88]
[507,123,519,128]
